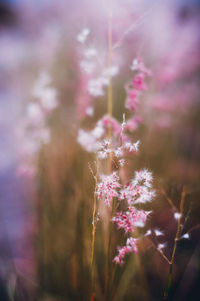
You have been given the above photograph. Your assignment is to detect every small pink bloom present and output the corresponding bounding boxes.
[127,116,142,132]
[125,89,140,111]
[101,115,122,136]
[132,73,147,91]
[130,58,152,76]
[113,237,138,265]
[113,207,149,233]
[96,172,120,207]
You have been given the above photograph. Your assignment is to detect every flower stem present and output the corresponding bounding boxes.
[105,3,114,299]
[107,2,113,173]
[90,161,99,300]
[164,187,186,300]
[91,190,97,294]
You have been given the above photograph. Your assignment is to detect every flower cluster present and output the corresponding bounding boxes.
[113,237,138,265]
[113,207,150,233]
[111,168,154,264]
[32,70,58,111]
[125,58,151,132]
[76,28,119,119]
[17,71,58,176]
[77,113,140,160]
[119,169,154,205]
[88,66,119,97]
[86,117,154,264]
[96,172,120,207]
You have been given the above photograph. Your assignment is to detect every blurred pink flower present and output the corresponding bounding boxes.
[132,73,147,91]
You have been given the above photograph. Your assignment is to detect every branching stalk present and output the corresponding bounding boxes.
[164,187,186,300]
[161,189,178,211]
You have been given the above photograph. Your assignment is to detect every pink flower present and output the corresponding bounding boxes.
[132,73,147,91]
[125,89,140,111]
[101,115,122,136]
[130,58,152,76]
[112,207,150,233]
[97,139,112,159]
[133,169,153,188]
[127,116,142,132]
[96,172,121,207]
[113,237,138,265]
[118,169,155,205]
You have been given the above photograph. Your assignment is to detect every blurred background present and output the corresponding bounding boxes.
[0,0,200,300]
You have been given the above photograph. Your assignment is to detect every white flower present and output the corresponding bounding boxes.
[124,140,140,153]
[32,71,58,110]
[102,66,119,78]
[97,139,111,159]
[34,70,51,88]
[119,159,125,166]
[39,87,58,110]
[77,28,90,43]
[134,220,145,227]
[80,60,96,74]
[181,233,190,239]
[174,212,182,220]
[92,125,104,139]
[88,78,104,97]
[134,188,155,204]
[121,113,126,130]
[85,106,94,116]
[84,48,97,59]
[39,128,51,144]
[26,102,44,124]
[114,147,123,158]
[157,243,166,250]
[130,58,139,71]
[145,229,152,236]
[154,229,164,236]
[87,66,118,97]
[77,129,97,152]
[133,140,140,152]
[77,123,104,153]
[133,169,153,188]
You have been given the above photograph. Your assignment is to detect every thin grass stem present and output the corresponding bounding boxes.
[164,187,186,300]
[90,161,99,300]
[105,3,114,299]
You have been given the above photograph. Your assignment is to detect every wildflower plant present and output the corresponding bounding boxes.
[76,15,155,298]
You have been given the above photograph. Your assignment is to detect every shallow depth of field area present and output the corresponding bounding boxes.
[0,0,200,301]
